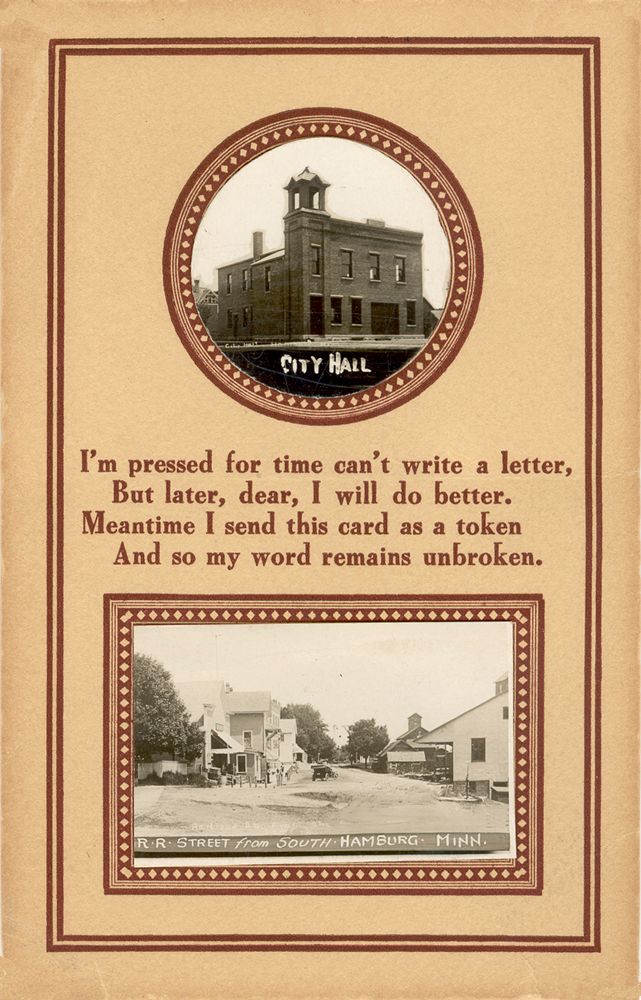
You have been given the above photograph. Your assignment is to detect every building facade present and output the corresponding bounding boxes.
[415,675,511,798]
[385,750,429,775]
[279,717,307,767]
[377,712,431,760]
[211,168,428,346]
[224,689,282,783]
[198,683,247,775]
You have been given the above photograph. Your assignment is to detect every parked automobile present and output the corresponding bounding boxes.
[312,763,337,781]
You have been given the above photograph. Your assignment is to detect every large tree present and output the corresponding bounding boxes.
[134,653,202,763]
[281,703,337,762]
[346,718,389,764]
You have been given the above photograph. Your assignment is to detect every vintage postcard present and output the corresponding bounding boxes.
[1,2,639,999]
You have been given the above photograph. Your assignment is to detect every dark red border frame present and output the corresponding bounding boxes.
[163,106,483,424]
[104,594,542,895]
[47,36,602,952]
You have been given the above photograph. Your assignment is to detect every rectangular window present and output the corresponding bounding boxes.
[311,244,321,276]
[340,249,353,278]
[226,273,232,294]
[502,706,509,720]
[265,265,271,291]
[226,309,232,329]
[242,306,252,328]
[330,296,342,325]
[309,294,323,335]
[236,754,247,774]
[395,256,406,283]
[471,738,486,763]
[406,300,416,326]
[369,253,380,281]
[243,730,253,749]
[351,297,362,325]
[242,268,249,291]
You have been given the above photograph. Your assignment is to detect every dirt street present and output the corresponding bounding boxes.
[134,765,508,838]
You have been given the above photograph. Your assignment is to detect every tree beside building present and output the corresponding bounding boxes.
[281,703,337,762]
[133,653,202,764]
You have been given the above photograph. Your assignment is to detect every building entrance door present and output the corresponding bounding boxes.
[371,302,399,337]
[309,294,324,336]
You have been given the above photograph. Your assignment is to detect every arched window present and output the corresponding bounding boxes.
[311,188,320,209]
[293,190,300,209]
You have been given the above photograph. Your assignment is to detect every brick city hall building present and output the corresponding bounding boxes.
[212,168,432,346]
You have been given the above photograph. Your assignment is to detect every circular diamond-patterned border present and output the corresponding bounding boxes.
[107,597,540,894]
[164,108,483,424]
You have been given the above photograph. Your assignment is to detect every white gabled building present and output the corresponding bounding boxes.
[415,673,511,799]
[279,717,307,767]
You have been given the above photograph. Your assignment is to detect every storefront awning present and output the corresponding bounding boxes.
[209,734,246,754]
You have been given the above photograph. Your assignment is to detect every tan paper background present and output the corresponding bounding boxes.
[1,1,639,997]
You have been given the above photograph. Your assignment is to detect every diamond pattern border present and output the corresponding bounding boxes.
[164,109,483,424]
[105,595,541,894]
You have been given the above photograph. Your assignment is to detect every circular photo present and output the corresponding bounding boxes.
[193,139,451,397]
[165,109,482,423]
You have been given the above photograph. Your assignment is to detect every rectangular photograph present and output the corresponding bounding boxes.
[131,618,515,864]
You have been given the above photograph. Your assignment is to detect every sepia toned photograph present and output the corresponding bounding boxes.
[132,620,514,863]
[191,138,452,396]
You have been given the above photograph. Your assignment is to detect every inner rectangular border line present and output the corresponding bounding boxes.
[104,593,542,896]
[46,35,601,952]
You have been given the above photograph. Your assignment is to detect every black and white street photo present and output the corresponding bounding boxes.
[133,621,514,863]
[191,138,451,396]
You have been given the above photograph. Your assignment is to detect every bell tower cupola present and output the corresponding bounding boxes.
[285,167,330,213]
